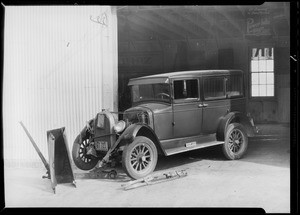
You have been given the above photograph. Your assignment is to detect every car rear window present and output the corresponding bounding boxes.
[226,75,243,98]
[203,77,226,100]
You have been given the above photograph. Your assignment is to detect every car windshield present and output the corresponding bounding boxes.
[131,83,171,103]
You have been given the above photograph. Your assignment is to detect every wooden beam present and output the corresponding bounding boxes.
[134,10,186,39]
[236,6,246,18]
[150,9,200,39]
[135,5,182,11]
[118,25,150,42]
[171,8,214,38]
[214,6,244,36]
[283,2,290,27]
[118,16,152,41]
[191,7,233,38]
[125,14,171,40]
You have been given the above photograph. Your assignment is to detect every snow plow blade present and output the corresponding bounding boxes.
[47,127,76,193]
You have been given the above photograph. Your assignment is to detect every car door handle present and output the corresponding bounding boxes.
[198,103,208,108]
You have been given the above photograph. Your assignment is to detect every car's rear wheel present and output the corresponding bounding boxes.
[122,136,158,179]
[222,123,248,160]
[72,131,99,170]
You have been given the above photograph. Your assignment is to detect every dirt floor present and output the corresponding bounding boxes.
[4,125,290,212]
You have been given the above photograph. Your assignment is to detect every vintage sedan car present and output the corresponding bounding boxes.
[72,70,258,179]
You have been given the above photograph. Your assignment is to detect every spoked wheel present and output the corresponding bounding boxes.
[122,136,158,179]
[72,130,99,170]
[222,123,248,160]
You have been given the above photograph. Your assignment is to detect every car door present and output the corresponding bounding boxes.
[201,76,230,134]
[172,78,203,138]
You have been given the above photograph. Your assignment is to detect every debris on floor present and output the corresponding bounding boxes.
[121,169,188,190]
[74,167,118,180]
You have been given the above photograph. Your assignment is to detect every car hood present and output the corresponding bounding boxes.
[127,103,171,114]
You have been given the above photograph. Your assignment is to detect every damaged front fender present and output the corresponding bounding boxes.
[96,124,145,167]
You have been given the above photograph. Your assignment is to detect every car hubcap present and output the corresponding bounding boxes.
[130,143,152,172]
[228,129,243,153]
[79,138,92,163]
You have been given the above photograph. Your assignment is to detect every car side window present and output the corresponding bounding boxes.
[173,79,199,100]
[226,75,243,98]
[203,77,226,100]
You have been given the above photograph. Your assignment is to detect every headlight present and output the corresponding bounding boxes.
[113,120,126,133]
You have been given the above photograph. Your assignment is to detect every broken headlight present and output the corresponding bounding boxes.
[113,120,126,133]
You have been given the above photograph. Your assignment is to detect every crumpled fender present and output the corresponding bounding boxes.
[119,123,164,155]
[74,119,94,144]
[109,123,155,148]
[122,123,146,142]
[99,123,162,166]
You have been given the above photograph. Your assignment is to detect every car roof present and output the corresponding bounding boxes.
[128,70,243,85]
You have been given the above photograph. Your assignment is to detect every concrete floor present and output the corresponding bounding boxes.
[4,125,290,212]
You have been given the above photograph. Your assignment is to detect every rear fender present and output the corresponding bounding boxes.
[216,112,255,141]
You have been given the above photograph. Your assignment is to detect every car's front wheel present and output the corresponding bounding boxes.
[72,130,99,170]
[222,123,248,160]
[122,136,158,179]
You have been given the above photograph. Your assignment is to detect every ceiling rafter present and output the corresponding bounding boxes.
[134,11,187,40]
[117,3,289,41]
[283,2,290,27]
[190,7,233,38]
[171,8,214,38]
[236,6,246,18]
[124,14,171,40]
[150,9,200,39]
[214,6,244,37]
[118,26,152,41]
[118,19,152,41]
[199,10,232,37]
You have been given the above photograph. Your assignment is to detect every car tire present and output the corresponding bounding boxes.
[122,136,158,179]
[72,131,99,170]
[222,123,248,160]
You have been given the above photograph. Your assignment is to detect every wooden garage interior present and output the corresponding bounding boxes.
[116,3,290,123]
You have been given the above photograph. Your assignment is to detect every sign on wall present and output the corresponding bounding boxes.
[251,47,273,60]
[246,7,272,38]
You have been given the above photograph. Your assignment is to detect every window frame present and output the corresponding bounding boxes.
[171,78,201,104]
[130,83,172,105]
[225,74,244,99]
[249,46,276,100]
[202,76,227,101]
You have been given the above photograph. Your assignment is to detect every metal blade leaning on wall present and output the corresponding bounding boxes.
[19,121,50,179]
[20,122,76,194]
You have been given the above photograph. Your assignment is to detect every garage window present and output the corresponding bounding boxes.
[251,48,274,97]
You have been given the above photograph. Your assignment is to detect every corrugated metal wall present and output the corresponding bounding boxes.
[3,6,118,167]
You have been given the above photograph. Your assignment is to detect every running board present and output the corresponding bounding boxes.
[164,139,224,156]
